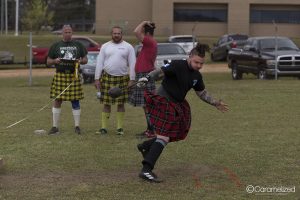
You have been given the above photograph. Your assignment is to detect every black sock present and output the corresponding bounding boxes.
[141,137,156,151]
[142,140,166,172]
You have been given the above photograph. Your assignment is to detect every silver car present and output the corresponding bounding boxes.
[0,51,14,64]
[135,43,188,69]
[168,35,197,54]
[79,51,99,83]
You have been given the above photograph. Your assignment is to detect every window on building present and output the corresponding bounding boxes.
[174,9,227,22]
[250,10,300,24]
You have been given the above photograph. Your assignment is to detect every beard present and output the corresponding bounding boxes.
[112,36,122,43]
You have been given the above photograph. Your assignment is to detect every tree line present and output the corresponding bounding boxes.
[19,0,95,34]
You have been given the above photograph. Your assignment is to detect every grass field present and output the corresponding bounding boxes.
[0,73,299,199]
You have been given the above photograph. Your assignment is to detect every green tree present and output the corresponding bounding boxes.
[21,0,54,34]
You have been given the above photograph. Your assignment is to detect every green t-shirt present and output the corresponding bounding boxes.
[48,40,88,72]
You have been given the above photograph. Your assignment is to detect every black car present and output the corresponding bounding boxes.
[79,51,98,83]
[228,36,300,80]
[211,34,248,61]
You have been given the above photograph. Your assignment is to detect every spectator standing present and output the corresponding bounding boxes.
[94,26,136,135]
[47,24,88,135]
[129,21,157,138]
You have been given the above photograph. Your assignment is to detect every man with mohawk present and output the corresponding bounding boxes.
[136,43,229,182]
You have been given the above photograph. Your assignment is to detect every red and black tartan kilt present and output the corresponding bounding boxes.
[144,91,191,142]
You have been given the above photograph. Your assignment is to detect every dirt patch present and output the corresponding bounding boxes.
[0,68,55,78]
[0,63,229,78]
[201,63,230,73]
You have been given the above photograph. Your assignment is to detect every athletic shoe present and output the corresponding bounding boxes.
[96,128,108,134]
[75,126,81,134]
[116,128,124,135]
[48,127,59,135]
[137,144,148,158]
[139,171,163,183]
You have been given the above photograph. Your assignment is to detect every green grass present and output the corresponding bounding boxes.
[0,73,299,199]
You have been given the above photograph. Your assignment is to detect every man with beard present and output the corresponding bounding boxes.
[136,43,229,182]
[94,26,136,135]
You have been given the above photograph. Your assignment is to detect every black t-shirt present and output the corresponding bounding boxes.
[48,40,87,72]
[161,59,205,102]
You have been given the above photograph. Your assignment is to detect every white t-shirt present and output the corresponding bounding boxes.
[95,40,136,80]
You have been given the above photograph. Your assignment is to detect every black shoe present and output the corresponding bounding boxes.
[116,128,124,135]
[139,171,163,183]
[48,127,59,135]
[96,128,108,134]
[137,144,148,158]
[75,126,81,134]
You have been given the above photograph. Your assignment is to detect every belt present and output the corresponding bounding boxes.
[56,68,75,74]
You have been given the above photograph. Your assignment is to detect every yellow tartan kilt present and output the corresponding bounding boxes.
[99,71,129,105]
[50,72,84,101]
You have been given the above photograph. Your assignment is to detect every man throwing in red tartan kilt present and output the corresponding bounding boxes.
[136,43,229,182]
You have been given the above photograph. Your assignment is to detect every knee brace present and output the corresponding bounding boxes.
[71,100,80,110]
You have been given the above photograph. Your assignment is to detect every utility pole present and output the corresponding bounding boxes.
[273,20,278,80]
[15,0,19,36]
[1,0,3,34]
[192,21,198,48]
[5,0,7,34]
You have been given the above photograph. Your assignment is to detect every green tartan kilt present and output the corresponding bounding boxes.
[50,72,84,101]
[99,71,129,105]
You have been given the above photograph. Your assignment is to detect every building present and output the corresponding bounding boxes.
[95,0,300,37]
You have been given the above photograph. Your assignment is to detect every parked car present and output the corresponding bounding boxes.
[32,36,101,66]
[135,43,189,69]
[0,51,14,64]
[79,51,98,84]
[168,35,197,54]
[228,36,300,80]
[211,34,248,61]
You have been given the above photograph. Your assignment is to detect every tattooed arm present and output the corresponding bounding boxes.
[195,90,229,113]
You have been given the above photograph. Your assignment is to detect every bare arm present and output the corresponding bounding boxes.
[195,90,229,113]
[147,68,164,81]
[79,55,88,65]
[134,21,152,42]
[47,57,61,66]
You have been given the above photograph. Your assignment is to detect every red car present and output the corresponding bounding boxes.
[32,36,101,66]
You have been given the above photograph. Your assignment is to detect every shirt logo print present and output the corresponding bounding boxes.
[193,80,198,86]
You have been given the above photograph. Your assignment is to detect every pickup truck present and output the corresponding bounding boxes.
[32,36,101,66]
[210,34,248,61]
[228,36,300,80]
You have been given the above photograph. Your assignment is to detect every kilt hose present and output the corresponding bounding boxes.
[144,91,191,142]
[128,72,156,107]
[50,72,83,101]
[99,71,129,105]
